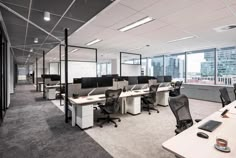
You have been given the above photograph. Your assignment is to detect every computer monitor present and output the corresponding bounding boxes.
[128,77,138,85]
[81,77,97,89]
[102,74,119,79]
[51,75,60,81]
[156,76,164,82]
[97,77,113,87]
[164,76,172,82]
[138,76,149,84]
[73,78,81,84]
[148,76,156,80]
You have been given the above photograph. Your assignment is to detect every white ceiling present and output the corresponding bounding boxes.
[44,0,236,63]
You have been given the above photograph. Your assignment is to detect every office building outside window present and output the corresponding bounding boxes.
[187,49,215,84]
[151,56,164,76]
[165,54,185,82]
[217,47,236,85]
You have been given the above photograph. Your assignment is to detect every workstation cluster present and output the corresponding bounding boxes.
[40,75,175,129]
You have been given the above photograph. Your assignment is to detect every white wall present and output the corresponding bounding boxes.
[121,64,141,76]
[61,61,97,83]
[49,62,59,74]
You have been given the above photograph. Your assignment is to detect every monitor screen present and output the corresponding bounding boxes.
[97,77,113,87]
[102,74,119,79]
[73,78,81,84]
[51,75,60,81]
[156,76,164,82]
[128,77,138,85]
[81,77,97,89]
[164,76,172,82]
[138,76,149,84]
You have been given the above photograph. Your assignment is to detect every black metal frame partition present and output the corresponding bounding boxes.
[59,32,98,123]
[0,24,8,125]
[120,52,142,76]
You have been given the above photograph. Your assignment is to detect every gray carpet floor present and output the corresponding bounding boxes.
[0,84,112,158]
[51,94,222,158]
[85,98,222,158]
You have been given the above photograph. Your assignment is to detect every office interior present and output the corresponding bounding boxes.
[1,0,236,158]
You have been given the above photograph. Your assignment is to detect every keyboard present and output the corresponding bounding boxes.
[198,120,222,132]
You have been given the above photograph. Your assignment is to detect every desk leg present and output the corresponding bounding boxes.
[72,105,76,127]
[156,91,169,107]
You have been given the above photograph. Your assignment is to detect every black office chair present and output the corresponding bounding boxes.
[141,84,159,115]
[233,83,236,100]
[219,87,231,107]
[97,89,122,128]
[169,81,182,97]
[169,94,201,135]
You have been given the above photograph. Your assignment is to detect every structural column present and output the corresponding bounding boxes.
[64,28,69,123]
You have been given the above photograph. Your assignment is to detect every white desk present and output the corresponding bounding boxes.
[156,86,174,106]
[219,101,236,115]
[45,85,61,100]
[64,86,172,129]
[37,82,44,92]
[162,111,236,158]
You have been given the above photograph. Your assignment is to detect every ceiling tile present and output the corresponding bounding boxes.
[120,0,159,11]
[89,3,137,27]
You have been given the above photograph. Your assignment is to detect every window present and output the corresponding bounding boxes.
[141,58,147,76]
[150,56,164,76]
[97,62,112,77]
[187,49,215,84]
[217,47,236,85]
[165,54,185,82]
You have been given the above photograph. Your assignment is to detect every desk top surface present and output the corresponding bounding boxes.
[219,101,236,115]
[162,110,236,158]
[64,86,172,105]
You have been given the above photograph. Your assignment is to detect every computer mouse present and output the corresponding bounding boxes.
[197,132,209,139]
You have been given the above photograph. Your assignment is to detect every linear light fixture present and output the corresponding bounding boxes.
[167,36,196,43]
[86,39,102,46]
[119,17,154,32]
[69,48,79,53]
[44,11,50,21]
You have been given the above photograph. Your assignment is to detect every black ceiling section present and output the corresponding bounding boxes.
[52,17,84,37]
[65,0,112,21]
[29,10,61,32]
[0,0,114,64]
[31,0,73,16]
[0,0,30,8]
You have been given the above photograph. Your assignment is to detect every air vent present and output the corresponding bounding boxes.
[214,24,236,32]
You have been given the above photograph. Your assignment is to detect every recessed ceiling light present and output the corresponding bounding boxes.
[34,38,39,43]
[119,17,154,32]
[214,24,236,32]
[30,48,33,52]
[86,39,102,46]
[167,36,196,43]
[28,54,31,57]
[44,11,50,21]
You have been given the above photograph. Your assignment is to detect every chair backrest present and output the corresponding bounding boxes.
[174,81,182,94]
[219,87,231,107]
[105,89,122,113]
[168,94,193,130]
[233,83,236,100]
[149,84,159,102]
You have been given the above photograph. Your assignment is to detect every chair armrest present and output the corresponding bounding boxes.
[195,119,201,123]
